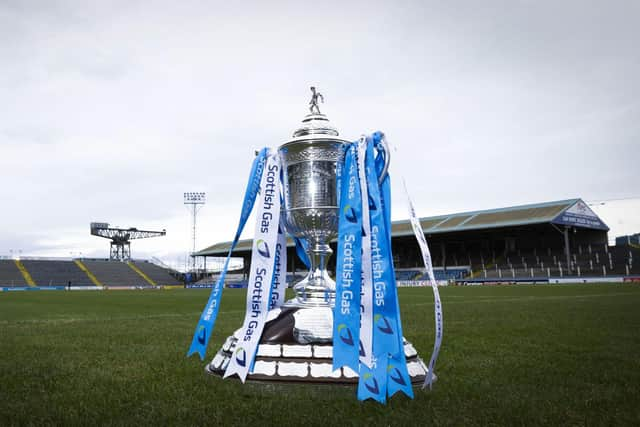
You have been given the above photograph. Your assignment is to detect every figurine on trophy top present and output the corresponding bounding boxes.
[309,86,324,114]
[293,86,339,139]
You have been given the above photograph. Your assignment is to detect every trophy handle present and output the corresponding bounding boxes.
[376,135,391,185]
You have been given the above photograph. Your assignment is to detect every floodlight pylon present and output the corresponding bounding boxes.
[184,192,206,272]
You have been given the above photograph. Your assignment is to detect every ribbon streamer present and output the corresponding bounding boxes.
[383,133,443,390]
[187,148,268,360]
[332,143,363,373]
[357,137,374,369]
[224,152,282,382]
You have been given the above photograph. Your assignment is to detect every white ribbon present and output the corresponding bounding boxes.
[357,137,374,368]
[400,177,443,389]
[380,133,443,390]
[270,215,287,310]
[224,152,282,382]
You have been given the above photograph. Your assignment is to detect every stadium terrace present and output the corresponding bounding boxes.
[2,198,638,291]
[193,198,639,286]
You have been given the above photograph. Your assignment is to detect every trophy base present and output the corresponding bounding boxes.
[206,306,433,386]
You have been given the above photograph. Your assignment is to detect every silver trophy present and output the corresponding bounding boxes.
[280,87,390,306]
[206,88,430,385]
[279,87,350,306]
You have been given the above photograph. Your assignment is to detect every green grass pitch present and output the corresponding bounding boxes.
[1,284,639,425]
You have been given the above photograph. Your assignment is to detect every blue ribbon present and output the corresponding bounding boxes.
[352,133,412,401]
[365,137,401,361]
[332,143,362,373]
[293,236,310,269]
[187,148,268,360]
[372,132,414,398]
[357,356,388,404]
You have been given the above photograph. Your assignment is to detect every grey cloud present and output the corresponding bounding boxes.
[1,126,61,145]
[1,0,639,260]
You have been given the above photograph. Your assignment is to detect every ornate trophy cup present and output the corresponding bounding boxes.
[279,89,350,306]
[206,88,429,385]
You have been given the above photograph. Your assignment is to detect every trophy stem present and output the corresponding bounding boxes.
[289,242,336,307]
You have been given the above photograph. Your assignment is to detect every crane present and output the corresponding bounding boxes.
[90,222,166,261]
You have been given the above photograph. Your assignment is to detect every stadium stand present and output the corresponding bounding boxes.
[394,269,423,281]
[0,260,28,286]
[431,267,470,281]
[396,267,469,281]
[0,258,184,289]
[616,233,640,246]
[192,272,242,284]
[21,260,95,287]
[194,198,637,283]
[460,244,640,280]
[130,260,182,286]
[81,260,152,287]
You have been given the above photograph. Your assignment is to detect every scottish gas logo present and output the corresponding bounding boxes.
[343,205,358,223]
[337,323,354,346]
[235,347,247,367]
[368,194,377,211]
[359,340,366,357]
[387,364,407,386]
[374,314,394,335]
[197,325,206,345]
[363,372,380,394]
[256,239,270,258]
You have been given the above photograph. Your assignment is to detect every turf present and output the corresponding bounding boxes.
[1,284,639,426]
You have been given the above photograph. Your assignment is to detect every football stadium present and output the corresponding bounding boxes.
[3,2,640,425]
[2,197,639,425]
[3,198,638,291]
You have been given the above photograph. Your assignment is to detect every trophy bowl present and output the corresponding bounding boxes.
[279,113,350,306]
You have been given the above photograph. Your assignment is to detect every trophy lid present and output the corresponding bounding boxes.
[292,113,339,138]
[284,87,350,145]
